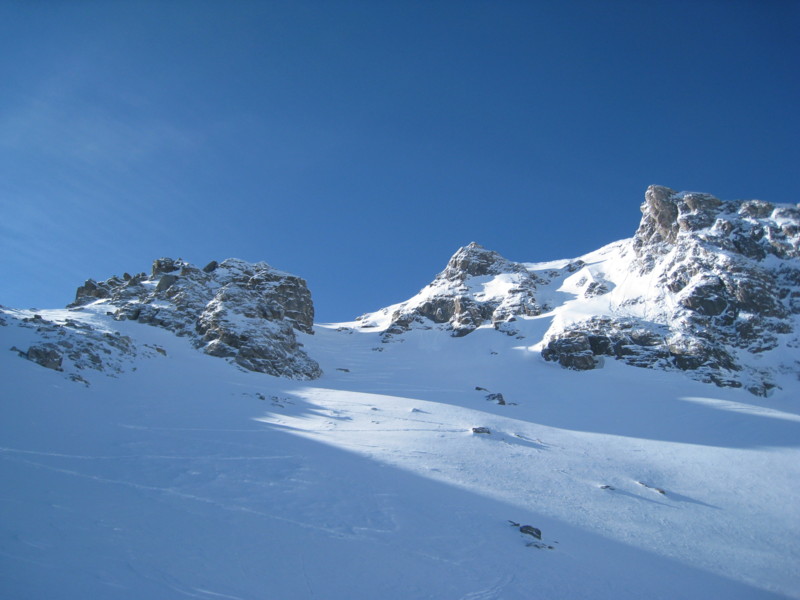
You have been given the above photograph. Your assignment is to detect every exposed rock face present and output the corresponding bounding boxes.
[25,344,64,371]
[4,310,141,381]
[542,185,800,395]
[70,258,321,380]
[364,242,545,339]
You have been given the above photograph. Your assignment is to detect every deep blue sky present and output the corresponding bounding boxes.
[1,1,798,321]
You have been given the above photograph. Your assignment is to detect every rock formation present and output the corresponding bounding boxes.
[66,257,321,380]
[363,242,545,339]
[543,185,800,395]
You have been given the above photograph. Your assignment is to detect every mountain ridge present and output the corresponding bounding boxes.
[355,185,800,395]
[4,185,799,395]
[2,185,799,599]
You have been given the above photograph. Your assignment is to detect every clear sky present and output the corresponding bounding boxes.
[1,1,798,322]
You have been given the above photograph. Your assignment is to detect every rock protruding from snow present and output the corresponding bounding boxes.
[70,257,321,380]
[542,185,800,395]
[360,242,545,339]
[3,309,142,382]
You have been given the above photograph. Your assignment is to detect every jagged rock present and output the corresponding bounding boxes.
[155,274,179,293]
[373,242,543,339]
[152,258,180,277]
[72,279,110,305]
[25,344,63,370]
[68,257,321,380]
[486,392,506,405]
[584,281,609,298]
[542,331,599,370]
[634,185,681,246]
[540,185,800,395]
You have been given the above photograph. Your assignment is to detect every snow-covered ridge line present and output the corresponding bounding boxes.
[4,185,799,395]
[355,186,800,395]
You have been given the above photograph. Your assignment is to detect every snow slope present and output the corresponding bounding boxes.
[2,302,799,599]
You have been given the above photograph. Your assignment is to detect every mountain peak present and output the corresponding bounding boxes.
[635,185,723,247]
[634,184,798,260]
[441,242,521,281]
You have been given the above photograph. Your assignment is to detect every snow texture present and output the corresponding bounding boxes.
[2,186,799,599]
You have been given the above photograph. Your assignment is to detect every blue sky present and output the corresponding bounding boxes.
[1,1,798,321]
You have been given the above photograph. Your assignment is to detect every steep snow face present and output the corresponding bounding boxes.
[13,257,322,382]
[358,187,800,395]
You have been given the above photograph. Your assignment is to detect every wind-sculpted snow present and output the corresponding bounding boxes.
[18,257,322,382]
[359,186,800,395]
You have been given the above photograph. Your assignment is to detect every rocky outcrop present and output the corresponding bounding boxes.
[542,185,800,395]
[25,344,64,371]
[363,242,545,339]
[5,310,141,382]
[70,257,321,380]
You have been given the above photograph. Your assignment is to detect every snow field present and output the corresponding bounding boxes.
[1,306,798,598]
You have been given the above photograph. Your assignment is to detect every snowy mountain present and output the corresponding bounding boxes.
[360,185,800,396]
[2,186,799,599]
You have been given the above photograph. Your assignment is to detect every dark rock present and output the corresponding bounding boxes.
[486,392,506,405]
[72,279,110,305]
[26,344,63,371]
[679,277,729,316]
[635,185,680,246]
[203,260,219,273]
[152,258,180,277]
[443,242,515,279]
[542,332,598,370]
[472,427,491,434]
[519,525,542,540]
[584,281,609,298]
[155,274,179,293]
[637,481,666,495]
[739,200,775,219]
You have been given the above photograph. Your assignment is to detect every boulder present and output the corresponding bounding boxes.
[25,344,63,371]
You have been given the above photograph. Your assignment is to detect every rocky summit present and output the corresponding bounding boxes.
[359,242,547,339]
[358,185,800,395]
[544,185,800,395]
